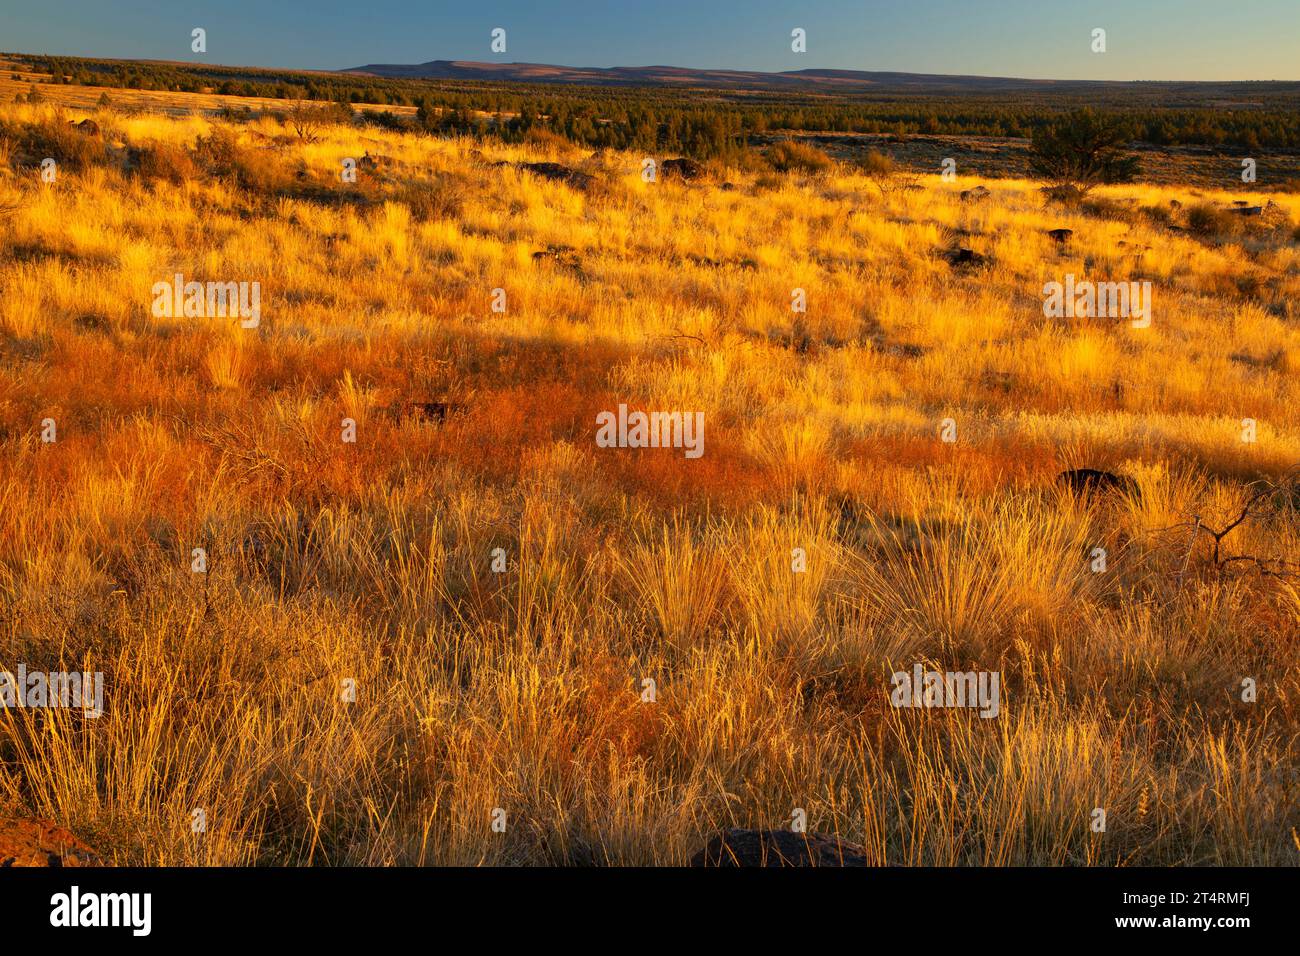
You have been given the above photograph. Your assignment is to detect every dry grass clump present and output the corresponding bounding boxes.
[130,142,196,185]
[522,126,576,157]
[398,176,467,223]
[766,139,835,174]
[194,127,295,194]
[1,113,106,171]
[1185,201,1241,238]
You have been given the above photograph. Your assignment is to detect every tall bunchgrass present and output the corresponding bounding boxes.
[0,96,1296,866]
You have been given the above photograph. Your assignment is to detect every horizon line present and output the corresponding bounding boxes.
[8,49,1299,86]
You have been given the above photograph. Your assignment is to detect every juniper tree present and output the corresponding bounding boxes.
[1029,108,1140,195]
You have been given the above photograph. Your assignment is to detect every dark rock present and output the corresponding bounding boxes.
[720,182,737,191]
[1057,468,1139,497]
[0,817,103,867]
[942,247,988,268]
[960,185,990,202]
[1047,228,1073,244]
[1228,205,1263,216]
[661,157,704,181]
[691,828,869,867]
[517,162,594,190]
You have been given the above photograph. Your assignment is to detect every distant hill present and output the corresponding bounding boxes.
[342,60,1081,92]
[341,60,1300,97]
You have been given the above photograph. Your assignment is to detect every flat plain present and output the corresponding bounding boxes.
[0,68,1297,865]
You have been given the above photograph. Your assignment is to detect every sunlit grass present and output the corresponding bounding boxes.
[0,98,1297,865]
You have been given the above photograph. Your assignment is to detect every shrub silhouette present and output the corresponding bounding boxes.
[1030,108,1140,195]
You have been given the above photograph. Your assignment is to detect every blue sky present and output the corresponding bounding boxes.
[1,0,1296,80]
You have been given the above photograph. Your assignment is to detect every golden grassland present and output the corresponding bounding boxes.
[0,98,1298,865]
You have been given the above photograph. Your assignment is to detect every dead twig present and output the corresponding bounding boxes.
[655,328,707,348]
[1192,469,1300,577]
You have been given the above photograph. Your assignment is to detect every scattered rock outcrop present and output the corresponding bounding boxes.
[661,157,704,181]
[517,162,594,190]
[942,247,988,268]
[690,828,869,867]
[0,817,103,867]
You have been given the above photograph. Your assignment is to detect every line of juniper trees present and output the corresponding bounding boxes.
[20,53,1300,158]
